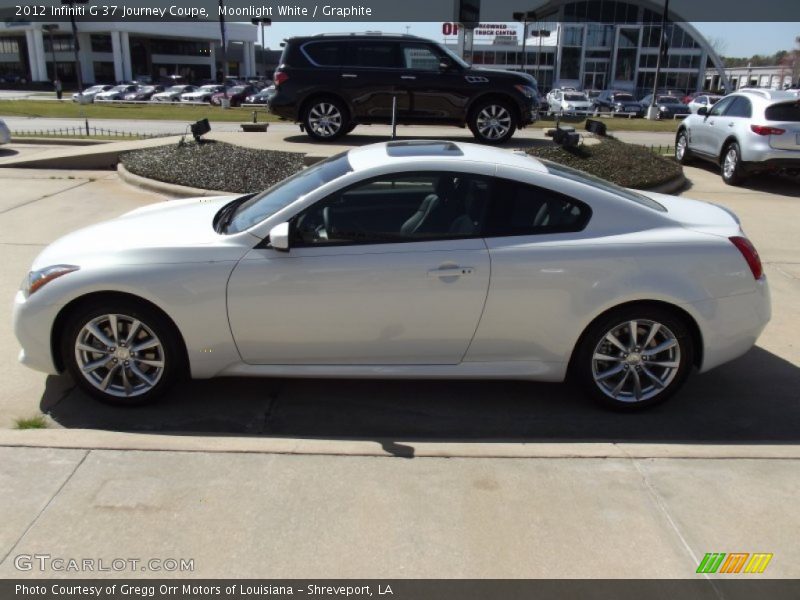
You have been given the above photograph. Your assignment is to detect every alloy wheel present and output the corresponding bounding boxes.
[307,102,343,138]
[74,313,165,399]
[591,319,681,403]
[476,105,512,141]
[676,135,687,160]
[723,147,738,179]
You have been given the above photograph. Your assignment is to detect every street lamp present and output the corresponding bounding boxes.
[512,11,536,72]
[250,17,271,78]
[60,0,87,94]
[41,24,59,88]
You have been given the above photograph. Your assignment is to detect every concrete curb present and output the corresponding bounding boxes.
[1,429,798,459]
[11,137,110,146]
[639,173,688,194]
[117,162,230,198]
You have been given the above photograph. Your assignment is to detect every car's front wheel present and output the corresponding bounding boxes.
[675,130,693,164]
[721,141,746,185]
[303,97,350,141]
[61,300,185,405]
[573,306,694,410]
[469,100,517,144]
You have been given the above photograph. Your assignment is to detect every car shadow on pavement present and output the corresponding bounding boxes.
[281,133,552,151]
[0,148,19,158]
[686,161,800,197]
[41,346,800,444]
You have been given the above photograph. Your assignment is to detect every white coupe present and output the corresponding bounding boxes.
[13,141,770,409]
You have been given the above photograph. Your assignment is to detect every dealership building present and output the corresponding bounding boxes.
[444,0,728,97]
[0,21,260,85]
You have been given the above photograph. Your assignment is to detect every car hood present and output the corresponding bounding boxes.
[32,195,242,269]
[468,67,536,86]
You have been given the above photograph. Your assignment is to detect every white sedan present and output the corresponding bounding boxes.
[13,141,770,409]
[0,118,10,144]
[547,90,594,115]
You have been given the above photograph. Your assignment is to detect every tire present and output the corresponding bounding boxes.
[468,99,517,145]
[721,141,746,186]
[303,96,350,141]
[61,300,186,406]
[675,130,693,164]
[572,306,694,411]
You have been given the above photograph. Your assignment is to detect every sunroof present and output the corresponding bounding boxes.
[385,141,463,157]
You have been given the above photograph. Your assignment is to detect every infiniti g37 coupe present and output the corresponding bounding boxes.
[13,141,770,409]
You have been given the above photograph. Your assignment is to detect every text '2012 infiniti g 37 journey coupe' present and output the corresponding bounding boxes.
[13,141,770,409]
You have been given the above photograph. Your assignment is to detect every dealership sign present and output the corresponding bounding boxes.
[442,22,518,38]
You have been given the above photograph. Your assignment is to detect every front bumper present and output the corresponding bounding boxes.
[13,290,61,375]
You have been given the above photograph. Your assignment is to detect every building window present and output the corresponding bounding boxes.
[560,47,581,80]
[43,35,74,53]
[0,37,21,54]
[150,39,210,57]
[93,62,115,82]
[586,24,614,48]
[562,26,583,47]
[615,47,636,81]
[90,34,112,53]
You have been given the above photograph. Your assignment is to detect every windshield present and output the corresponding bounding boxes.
[565,93,588,101]
[139,86,155,93]
[658,96,680,104]
[437,43,470,68]
[112,86,128,91]
[230,86,246,94]
[227,153,353,234]
[708,96,721,104]
[543,160,666,212]
[168,86,183,92]
[85,86,104,93]
[199,85,217,92]
[614,94,634,101]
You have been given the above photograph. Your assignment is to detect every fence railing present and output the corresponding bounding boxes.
[11,126,177,139]
[644,144,675,156]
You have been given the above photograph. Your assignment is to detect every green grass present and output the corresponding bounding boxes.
[14,414,48,429]
[537,116,681,133]
[0,99,277,123]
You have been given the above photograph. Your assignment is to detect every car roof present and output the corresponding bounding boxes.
[288,32,426,43]
[346,140,548,173]
[733,89,800,103]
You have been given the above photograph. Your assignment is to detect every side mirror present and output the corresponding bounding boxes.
[439,59,453,71]
[268,222,290,251]
[697,107,708,116]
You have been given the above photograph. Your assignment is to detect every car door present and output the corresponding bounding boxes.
[226,171,491,365]
[548,90,562,112]
[690,95,735,155]
[397,42,467,121]
[707,96,752,157]
[338,41,409,121]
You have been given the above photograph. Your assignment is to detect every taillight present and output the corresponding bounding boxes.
[273,71,289,87]
[750,124,786,136]
[729,236,763,280]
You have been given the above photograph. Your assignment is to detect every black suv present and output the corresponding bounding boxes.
[268,33,539,144]
[593,90,644,117]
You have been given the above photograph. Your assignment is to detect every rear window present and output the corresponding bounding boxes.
[565,93,587,101]
[302,42,342,66]
[543,161,666,212]
[765,102,800,122]
[613,94,634,101]
[658,96,679,104]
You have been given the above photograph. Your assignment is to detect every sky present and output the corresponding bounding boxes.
[257,21,798,58]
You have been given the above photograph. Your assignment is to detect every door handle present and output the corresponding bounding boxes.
[728,122,734,127]
[428,266,474,278]
[401,75,416,80]
[341,73,358,78]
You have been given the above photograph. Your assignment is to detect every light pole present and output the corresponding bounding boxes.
[250,17,271,78]
[42,25,59,83]
[513,11,536,73]
[648,0,670,120]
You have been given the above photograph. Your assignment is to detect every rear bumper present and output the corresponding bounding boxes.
[742,157,800,173]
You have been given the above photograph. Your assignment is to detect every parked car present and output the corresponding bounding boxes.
[546,89,593,115]
[593,90,644,116]
[676,89,800,185]
[243,85,276,105]
[639,94,691,119]
[181,85,227,103]
[122,85,164,101]
[269,33,539,144]
[687,94,722,114]
[210,85,258,107]
[94,85,138,101]
[13,140,769,410]
[0,118,10,144]
[152,85,197,102]
[72,85,113,102]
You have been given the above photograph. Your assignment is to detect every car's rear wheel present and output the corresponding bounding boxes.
[303,97,350,141]
[61,300,185,405]
[469,100,517,145]
[573,306,694,410]
[721,141,746,185]
[675,130,693,164]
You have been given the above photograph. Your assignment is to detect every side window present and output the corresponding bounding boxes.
[708,95,734,117]
[402,44,441,71]
[292,173,491,246]
[485,179,591,237]
[725,97,752,118]
[350,42,401,68]
[302,42,342,66]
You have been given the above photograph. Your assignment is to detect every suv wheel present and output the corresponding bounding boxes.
[573,306,694,410]
[721,142,746,185]
[469,100,516,144]
[303,97,349,141]
[675,130,692,164]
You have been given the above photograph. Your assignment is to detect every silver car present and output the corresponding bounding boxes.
[676,89,800,184]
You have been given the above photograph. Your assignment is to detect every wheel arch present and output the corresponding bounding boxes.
[719,136,740,163]
[50,291,189,374]
[466,92,522,125]
[299,91,352,124]
[566,299,703,378]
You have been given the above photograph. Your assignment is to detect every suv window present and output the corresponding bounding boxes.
[486,179,591,236]
[293,172,490,245]
[765,102,800,122]
[402,44,440,71]
[348,42,401,68]
[708,95,735,117]
[725,96,752,118]
[302,42,342,66]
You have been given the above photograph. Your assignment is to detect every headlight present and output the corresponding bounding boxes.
[659,105,668,111]
[514,84,537,99]
[23,265,79,297]
[565,104,574,109]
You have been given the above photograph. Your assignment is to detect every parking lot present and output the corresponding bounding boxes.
[0,140,799,579]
